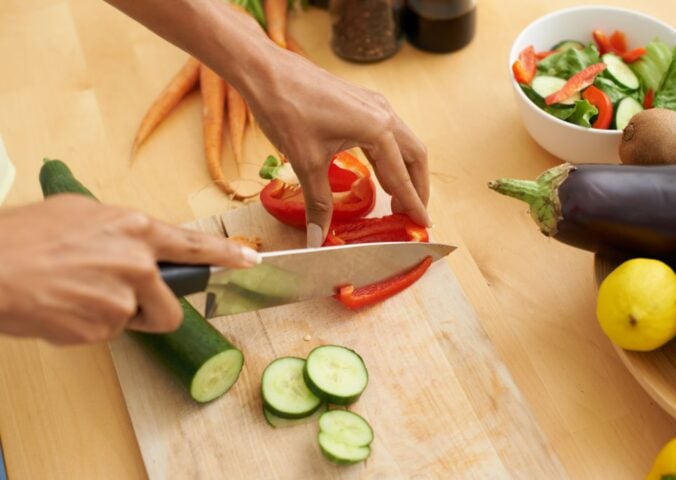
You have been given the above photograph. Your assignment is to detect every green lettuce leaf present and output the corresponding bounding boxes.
[537,43,601,79]
[630,40,673,92]
[520,85,575,120]
[654,48,676,110]
[567,100,598,128]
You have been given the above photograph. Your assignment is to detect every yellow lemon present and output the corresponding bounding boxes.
[596,258,676,351]
[646,437,676,480]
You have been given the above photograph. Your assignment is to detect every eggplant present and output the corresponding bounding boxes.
[488,163,676,259]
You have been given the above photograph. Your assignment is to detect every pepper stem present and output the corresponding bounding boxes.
[487,163,575,235]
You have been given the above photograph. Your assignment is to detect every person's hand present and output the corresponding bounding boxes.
[239,46,431,247]
[0,195,259,344]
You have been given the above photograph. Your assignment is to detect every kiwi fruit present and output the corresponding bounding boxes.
[619,108,676,165]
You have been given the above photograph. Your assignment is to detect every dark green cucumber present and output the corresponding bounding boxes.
[261,357,323,419]
[303,345,368,406]
[263,403,327,428]
[131,299,243,402]
[39,158,244,403]
[317,410,373,465]
[39,159,96,199]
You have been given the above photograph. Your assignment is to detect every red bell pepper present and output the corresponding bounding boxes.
[512,45,537,85]
[609,30,628,53]
[620,47,646,63]
[259,151,375,228]
[582,85,613,130]
[644,89,654,109]
[324,214,429,246]
[336,256,433,309]
[593,30,614,55]
[545,63,606,105]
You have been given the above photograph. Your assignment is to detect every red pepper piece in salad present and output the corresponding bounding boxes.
[593,30,614,55]
[512,45,537,85]
[609,30,628,53]
[620,47,647,64]
[545,63,607,106]
[644,89,654,109]
[259,151,375,229]
[582,85,613,130]
[336,256,433,309]
[323,214,429,246]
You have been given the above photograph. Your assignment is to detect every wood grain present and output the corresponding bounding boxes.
[0,0,674,478]
[111,202,565,479]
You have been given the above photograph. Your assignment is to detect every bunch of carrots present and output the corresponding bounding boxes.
[132,0,308,200]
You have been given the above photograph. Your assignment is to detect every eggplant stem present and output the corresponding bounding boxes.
[488,163,575,236]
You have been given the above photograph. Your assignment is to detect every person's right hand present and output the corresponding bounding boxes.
[0,194,259,344]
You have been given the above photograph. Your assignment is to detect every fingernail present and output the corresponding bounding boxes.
[424,212,433,228]
[241,246,261,265]
[306,223,324,248]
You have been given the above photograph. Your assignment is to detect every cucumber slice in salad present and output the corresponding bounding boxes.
[602,54,640,90]
[317,410,373,465]
[263,403,327,428]
[532,76,580,105]
[262,357,322,419]
[552,40,584,52]
[303,345,368,406]
[615,97,644,130]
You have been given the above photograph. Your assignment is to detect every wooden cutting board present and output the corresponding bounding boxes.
[110,203,566,479]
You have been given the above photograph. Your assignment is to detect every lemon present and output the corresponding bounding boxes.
[646,437,676,480]
[596,258,676,351]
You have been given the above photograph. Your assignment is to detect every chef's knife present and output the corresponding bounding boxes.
[160,241,455,317]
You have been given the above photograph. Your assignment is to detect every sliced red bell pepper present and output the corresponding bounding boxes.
[535,50,556,61]
[512,45,537,85]
[323,214,429,246]
[609,30,628,53]
[644,89,654,109]
[593,30,613,55]
[259,151,375,228]
[336,256,433,309]
[620,47,646,63]
[582,85,613,130]
[545,63,606,105]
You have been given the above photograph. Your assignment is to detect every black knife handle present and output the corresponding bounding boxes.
[159,263,210,297]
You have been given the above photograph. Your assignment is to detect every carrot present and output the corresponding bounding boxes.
[264,0,287,48]
[286,33,309,59]
[133,57,200,153]
[227,85,247,165]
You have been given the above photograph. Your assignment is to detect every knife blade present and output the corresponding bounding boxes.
[160,241,455,317]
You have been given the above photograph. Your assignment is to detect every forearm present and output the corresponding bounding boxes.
[104,0,276,94]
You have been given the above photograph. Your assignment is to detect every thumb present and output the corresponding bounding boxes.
[295,166,334,248]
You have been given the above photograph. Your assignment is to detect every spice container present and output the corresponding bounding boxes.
[330,0,403,62]
[404,0,477,53]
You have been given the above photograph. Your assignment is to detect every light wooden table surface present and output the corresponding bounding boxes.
[0,0,674,478]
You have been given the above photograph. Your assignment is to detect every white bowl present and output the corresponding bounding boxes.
[509,6,676,164]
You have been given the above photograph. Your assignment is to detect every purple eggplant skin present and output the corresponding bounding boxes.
[489,163,676,260]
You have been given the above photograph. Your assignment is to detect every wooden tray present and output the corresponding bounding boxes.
[594,255,676,418]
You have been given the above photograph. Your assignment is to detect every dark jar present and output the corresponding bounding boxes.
[330,0,404,62]
[404,0,477,53]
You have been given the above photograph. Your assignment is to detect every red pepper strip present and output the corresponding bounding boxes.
[336,256,433,309]
[535,50,556,61]
[593,30,613,55]
[323,214,429,246]
[260,151,375,228]
[582,85,613,129]
[328,151,370,192]
[545,63,607,105]
[512,45,537,85]
[609,30,628,53]
[644,89,654,109]
[621,47,646,63]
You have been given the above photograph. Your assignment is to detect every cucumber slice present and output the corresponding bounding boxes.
[263,403,327,428]
[552,40,584,52]
[318,410,374,446]
[532,76,580,105]
[602,54,640,90]
[615,97,644,130]
[318,433,371,465]
[261,357,322,419]
[303,345,368,406]
[133,299,244,403]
